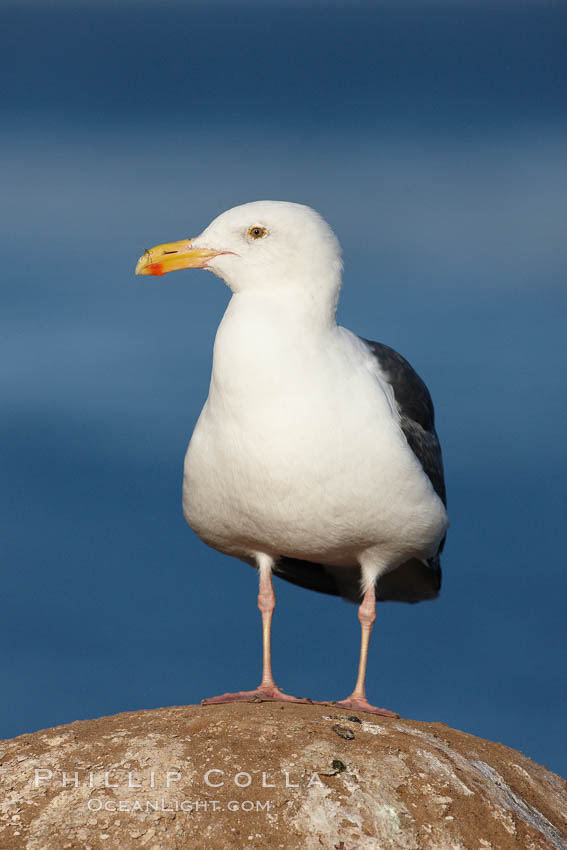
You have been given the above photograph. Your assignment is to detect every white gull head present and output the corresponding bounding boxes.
[135,201,344,323]
[194,201,343,298]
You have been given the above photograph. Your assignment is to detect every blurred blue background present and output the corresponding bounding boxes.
[2,0,566,777]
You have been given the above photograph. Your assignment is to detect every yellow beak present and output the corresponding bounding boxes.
[135,239,222,276]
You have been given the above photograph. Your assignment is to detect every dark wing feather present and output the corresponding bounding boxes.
[274,337,447,605]
[272,559,360,603]
[363,339,446,507]
[364,338,447,595]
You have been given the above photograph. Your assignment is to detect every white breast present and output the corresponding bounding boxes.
[183,293,447,569]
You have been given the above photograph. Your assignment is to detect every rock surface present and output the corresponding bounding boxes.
[1,703,566,850]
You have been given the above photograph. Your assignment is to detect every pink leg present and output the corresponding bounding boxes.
[202,557,312,706]
[326,585,398,717]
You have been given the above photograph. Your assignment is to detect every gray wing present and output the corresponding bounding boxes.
[363,339,447,508]
[273,338,447,605]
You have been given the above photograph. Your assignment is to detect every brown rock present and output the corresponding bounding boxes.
[1,703,566,849]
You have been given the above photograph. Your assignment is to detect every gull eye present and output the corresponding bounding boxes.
[248,226,267,240]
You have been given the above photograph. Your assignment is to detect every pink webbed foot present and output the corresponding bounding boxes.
[324,696,399,718]
[202,685,313,706]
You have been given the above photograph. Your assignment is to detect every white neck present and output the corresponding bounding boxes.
[208,281,340,409]
[242,264,342,328]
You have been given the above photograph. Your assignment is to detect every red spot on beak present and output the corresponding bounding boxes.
[146,263,165,276]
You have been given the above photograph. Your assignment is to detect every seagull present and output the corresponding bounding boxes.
[135,201,448,716]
